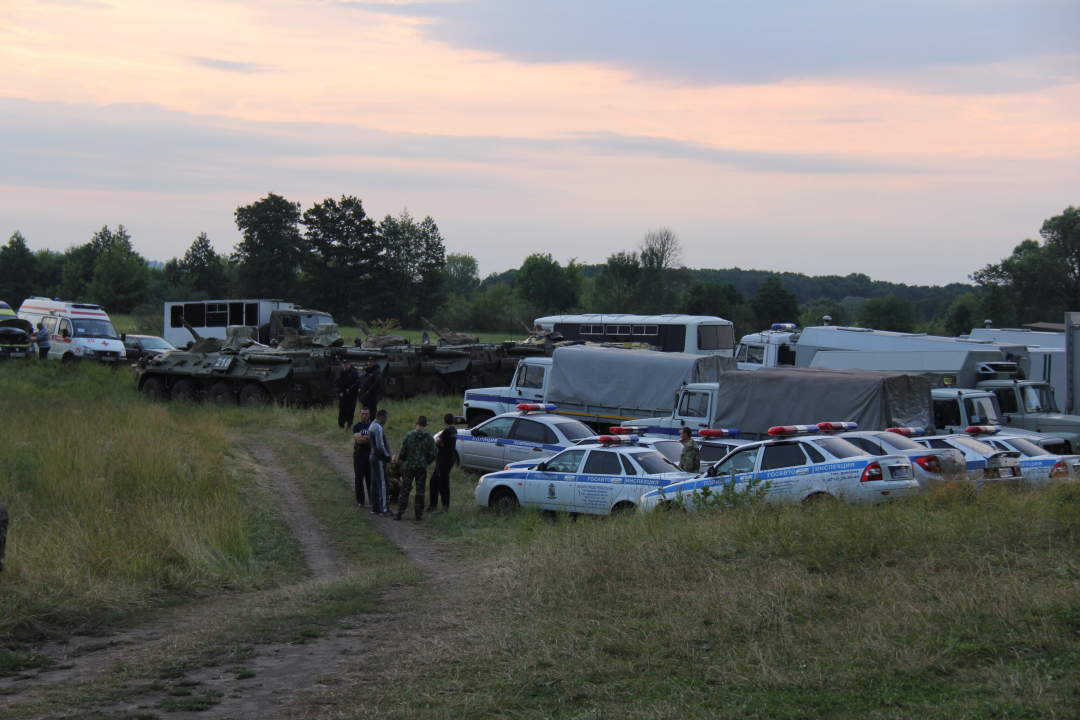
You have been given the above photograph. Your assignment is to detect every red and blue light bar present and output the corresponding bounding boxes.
[815,421,858,434]
[698,428,740,438]
[596,435,640,445]
[517,403,556,413]
[771,323,797,331]
[965,425,1002,436]
[609,426,648,435]
[768,424,820,437]
[887,427,926,436]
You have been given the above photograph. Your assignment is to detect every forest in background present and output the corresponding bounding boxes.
[1,196,1077,341]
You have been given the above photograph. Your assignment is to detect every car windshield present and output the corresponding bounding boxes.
[651,441,683,463]
[139,337,175,350]
[1001,437,1051,456]
[873,433,925,451]
[810,437,867,459]
[951,436,998,456]
[963,397,1001,426]
[631,451,679,475]
[1020,384,1057,413]
[72,319,119,339]
[554,421,593,441]
[302,314,334,328]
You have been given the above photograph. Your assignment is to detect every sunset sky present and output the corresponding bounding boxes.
[2,0,1077,285]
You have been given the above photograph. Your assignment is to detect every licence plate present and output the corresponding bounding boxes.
[889,466,907,479]
[101,356,116,362]
[998,467,1014,478]
[9,352,24,357]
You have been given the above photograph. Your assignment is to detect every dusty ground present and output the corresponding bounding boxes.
[0,436,476,719]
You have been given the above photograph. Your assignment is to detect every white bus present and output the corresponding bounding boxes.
[533,314,736,356]
[163,299,333,347]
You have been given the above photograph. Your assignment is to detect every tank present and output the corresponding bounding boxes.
[134,322,342,405]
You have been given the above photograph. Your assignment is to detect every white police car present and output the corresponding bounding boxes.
[453,404,595,473]
[475,435,695,514]
[696,428,752,466]
[910,426,1022,488]
[639,423,918,510]
[974,429,1074,485]
[835,427,965,489]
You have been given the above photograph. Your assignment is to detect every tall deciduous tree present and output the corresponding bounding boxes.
[590,251,641,312]
[750,276,799,329]
[0,231,39,308]
[301,196,380,319]
[443,252,481,300]
[856,295,916,332]
[86,229,150,313]
[182,232,229,298]
[233,193,302,300]
[515,253,577,314]
[639,227,683,269]
[370,210,446,324]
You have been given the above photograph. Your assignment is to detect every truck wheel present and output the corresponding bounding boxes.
[239,382,272,406]
[141,376,168,402]
[172,378,200,403]
[468,411,495,428]
[489,488,519,513]
[208,381,236,405]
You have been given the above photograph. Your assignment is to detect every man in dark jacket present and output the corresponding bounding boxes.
[0,501,8,572]
[428,412,458,512]
[334,360,362,429]
[359,357,382,419]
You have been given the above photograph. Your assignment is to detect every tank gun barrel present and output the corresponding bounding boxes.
[515,317,534,335]
[180,316,203,342]
[353,317,372,338]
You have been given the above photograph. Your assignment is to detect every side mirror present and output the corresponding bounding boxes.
[121,333,127,343]
[536,462,547,472]
[471,428,483,437]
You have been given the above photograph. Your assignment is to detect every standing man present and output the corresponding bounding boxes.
[368,409,395,517]
[352,407,372,508]
[34,322,50,360]
[428,412,458,513]
[679,427,700,474]
[334,360,362,429]
[0,501,8,572]
[395,415,438,521]
[359,357,382,419]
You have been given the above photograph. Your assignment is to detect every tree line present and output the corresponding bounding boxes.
[1,199,1075,340]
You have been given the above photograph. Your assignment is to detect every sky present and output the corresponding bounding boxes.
[1,0,1078,286]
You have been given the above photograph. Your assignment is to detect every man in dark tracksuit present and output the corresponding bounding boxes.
[351,407,372,508]
[428,412,458,512]
[368,409,395,517]
[334,360,362,429]
[359,357,382,419]
[0,501,8,572]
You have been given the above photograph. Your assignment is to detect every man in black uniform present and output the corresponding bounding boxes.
[359,357,382,419]
[334,360,362,429]
[0,501,8,572]
[351,407,372,508]
[428,412,458,512]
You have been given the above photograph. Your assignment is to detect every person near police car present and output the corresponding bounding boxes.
[428,412,458,512]
[352,406,373,508]
[334,360,362,429]
[679,427,700,474]
[394,415,438,521]
[368,409,395,517]
[34,322,50,360]
[0,501,8,572]
[358,357,382,419]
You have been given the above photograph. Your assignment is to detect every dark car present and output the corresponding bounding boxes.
[123,334,176,364]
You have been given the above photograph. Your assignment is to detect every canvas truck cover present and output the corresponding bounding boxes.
[710,367,934,439]
[547,345,734,415]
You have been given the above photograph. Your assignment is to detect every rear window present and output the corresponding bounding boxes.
[951,436,997,456]
[1000,437,1050,456]
[631,451,679,475]
[554,421,593,441]
[874,433,924,451]
[810,437,868,459]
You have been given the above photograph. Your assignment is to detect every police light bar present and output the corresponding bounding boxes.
[698,428,740,438]
[965,425,1002,436]
[517,403,556,413]
[887,427,926,436]
[768,425,820,437]
[609,426,648,435]
[815,422,858,434]
[596,435,639,445]
[771,323,797,331]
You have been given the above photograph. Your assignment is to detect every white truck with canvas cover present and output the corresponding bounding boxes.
[460,345,733,429]
[17,298,125,365]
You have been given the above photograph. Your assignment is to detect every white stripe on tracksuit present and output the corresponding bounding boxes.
[369,420,392,513]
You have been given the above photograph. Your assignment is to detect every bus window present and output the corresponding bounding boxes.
[697,325,734,351]
[183,303,206,328]
[170,305,185,328]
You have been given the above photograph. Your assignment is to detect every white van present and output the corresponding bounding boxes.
[18,298,126,365]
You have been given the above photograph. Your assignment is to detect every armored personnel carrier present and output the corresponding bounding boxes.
[134,322,344,405]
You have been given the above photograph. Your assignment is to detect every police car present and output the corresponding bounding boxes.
[639,423,918,510]
[969,428,1074,485]
[696,428,752,465]
[910,427,1023,488]
[454,404,595,473]
[835,427,965,489]
[475,435,695,514]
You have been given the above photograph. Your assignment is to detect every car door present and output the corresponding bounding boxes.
[124,337,142,362]
[526,448,585,511]
[757,442,813,499]
[513,363,546,403]
[575,449,625,514]
[464,416,517,472]
[675,390,712,431]
[504,418,557,467]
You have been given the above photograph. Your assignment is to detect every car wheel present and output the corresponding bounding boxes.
[172,378,200,403]
[62,354,75,367]
[610,501,635,516]
[239,382,272,406]
[141,376,168,402]
[468,411,494,429]
[802,492,837,505]
[659,499,687,513]
[489,487,519,513]
[208,381,236,405]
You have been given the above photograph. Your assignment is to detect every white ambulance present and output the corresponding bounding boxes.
[17,298,126,365]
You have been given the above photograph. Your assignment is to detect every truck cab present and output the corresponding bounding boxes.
[974,379,1078,453]
[930,387,1074,454]
[619,383,720,437]
[735,325,799,370]
[462,357,553,427]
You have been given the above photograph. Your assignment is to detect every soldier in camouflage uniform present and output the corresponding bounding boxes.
[0,502,8,573]
[394,416,438,521]
[679,427,700,474]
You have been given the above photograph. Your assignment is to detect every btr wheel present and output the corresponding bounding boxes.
[141,376,168,402]
[208,381,236,405]
[239,382,272,406]
[489,488,519,513]
[172,378,200,403]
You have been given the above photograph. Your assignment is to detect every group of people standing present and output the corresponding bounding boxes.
[336,358,458,521]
